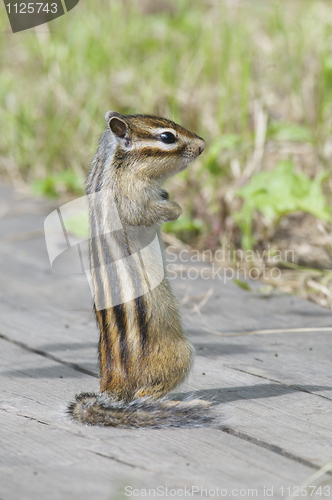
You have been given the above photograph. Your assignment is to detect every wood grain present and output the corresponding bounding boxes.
[1,184,332,500]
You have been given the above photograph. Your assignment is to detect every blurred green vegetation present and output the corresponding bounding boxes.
[1,0,332,252]
[235,161,331,249]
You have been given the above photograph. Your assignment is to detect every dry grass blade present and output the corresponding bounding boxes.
[307,280,332,300]
[286,459,332,500]
[184,306,332,337]
[190,288,214,313]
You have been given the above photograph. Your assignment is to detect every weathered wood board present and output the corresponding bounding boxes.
[1,184,332,500]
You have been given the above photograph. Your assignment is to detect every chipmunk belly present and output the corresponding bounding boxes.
[89,207,194,400]
[96,278,194,401]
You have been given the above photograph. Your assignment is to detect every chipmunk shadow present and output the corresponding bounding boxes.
[170,384,332,405]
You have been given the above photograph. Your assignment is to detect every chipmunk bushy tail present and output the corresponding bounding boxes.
[68,393,213,428]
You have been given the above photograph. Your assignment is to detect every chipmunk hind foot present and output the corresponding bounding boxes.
[68,392,213,428]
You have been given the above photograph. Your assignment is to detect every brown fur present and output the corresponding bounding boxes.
[68,112,209,427]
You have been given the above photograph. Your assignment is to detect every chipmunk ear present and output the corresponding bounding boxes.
[105,110,122,122]
[105,111,128,139]
[109,117,127,138]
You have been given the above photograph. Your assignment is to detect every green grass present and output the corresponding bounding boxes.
[1,0,332,251]
[235,160,331,249]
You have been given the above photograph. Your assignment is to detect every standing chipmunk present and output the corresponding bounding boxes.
[68,111,210,427]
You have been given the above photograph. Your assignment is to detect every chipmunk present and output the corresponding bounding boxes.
[68,111,210,428]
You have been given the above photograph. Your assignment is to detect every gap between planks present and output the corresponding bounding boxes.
[0,332,97,378]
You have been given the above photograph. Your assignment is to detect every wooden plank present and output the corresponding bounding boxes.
[1,185,332,498]
[0,239,332,464]
[2,316,332,470]
[175,276,332,333]
[1,232,332,398]
[0,339,317,500]
[180,355,332,464]
[191,329,332,397]
[1,233,332,352]
[0,183,57,219]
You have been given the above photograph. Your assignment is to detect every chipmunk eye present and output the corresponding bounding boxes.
[160,132,177,144]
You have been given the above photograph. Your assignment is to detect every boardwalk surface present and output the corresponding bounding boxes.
[1,183,332,500]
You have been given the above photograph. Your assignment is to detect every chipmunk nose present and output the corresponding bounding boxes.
[198,139,205,155]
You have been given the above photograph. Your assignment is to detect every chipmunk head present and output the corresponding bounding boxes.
[105,111,205,180]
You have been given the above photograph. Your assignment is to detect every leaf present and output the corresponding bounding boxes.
[32,171,84,198]
[234,279,251,291]
[164,215,203,234]
[204,135,242,176]
[64,212,89,239]
[235,161,331,249]
[268,121,313,143]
